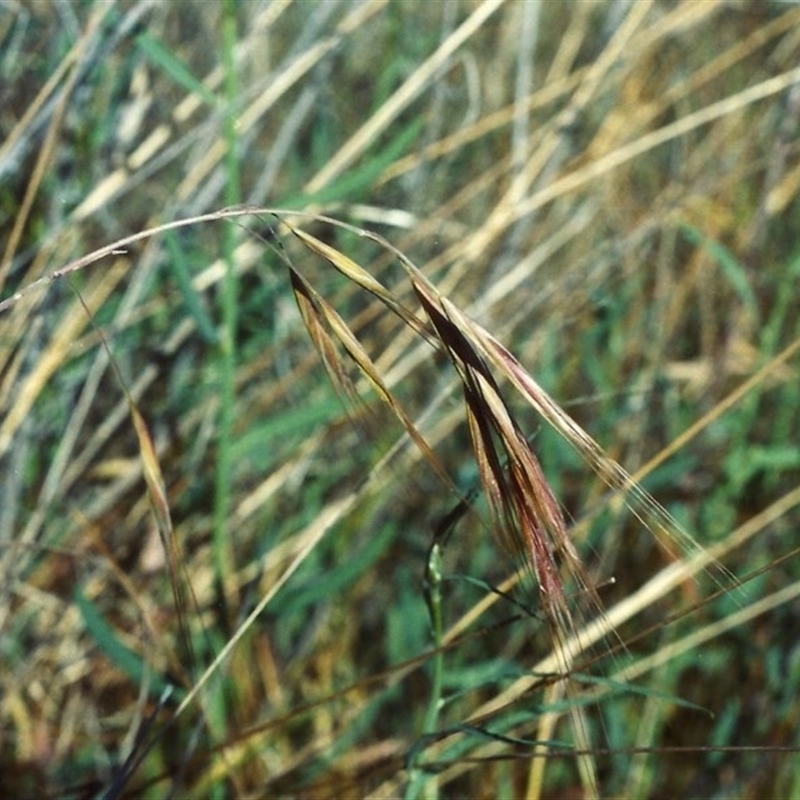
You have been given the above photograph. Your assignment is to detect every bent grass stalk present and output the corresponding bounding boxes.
[0,207,738,796]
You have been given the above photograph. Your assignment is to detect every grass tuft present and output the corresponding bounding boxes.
[3,2,800,797]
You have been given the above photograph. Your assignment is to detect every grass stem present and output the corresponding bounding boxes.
[213,0,241,601]
[405,540,446,800]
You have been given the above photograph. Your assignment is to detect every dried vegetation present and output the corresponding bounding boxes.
[2,1,800,797]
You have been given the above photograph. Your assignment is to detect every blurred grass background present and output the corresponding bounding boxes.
[2,1,800,797]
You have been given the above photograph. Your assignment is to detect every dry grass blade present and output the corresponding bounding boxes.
[5,5,800,797]
[0,5,111,297]
[127,402,196,685]
[304,0,507,194]
[516,62,800,220]
[289,267,361,413]
[70,283,197,687]
[286,256,454,493]
[289,225,435,345]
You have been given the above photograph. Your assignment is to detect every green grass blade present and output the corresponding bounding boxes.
[135,31,217,106]
[164,231,218,344]
[74,586,173,697]
[286,117,424,208]
[680,223,759,319]
[213,0,242,599]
